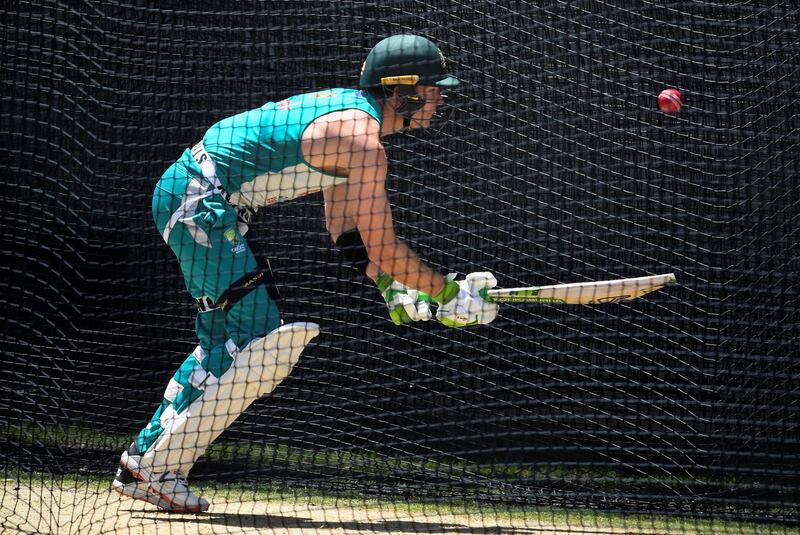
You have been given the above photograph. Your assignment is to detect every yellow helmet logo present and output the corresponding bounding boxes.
[360,61,366,76]
[438,48,447,69]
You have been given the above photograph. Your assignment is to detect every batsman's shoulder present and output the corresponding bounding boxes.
[334,108,382,148]
[305,108,380,148]
[329,110,385,177]
[347,116,383,152]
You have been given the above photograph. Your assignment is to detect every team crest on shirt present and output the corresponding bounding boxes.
[224,227,238,245]
[224,227,246,254]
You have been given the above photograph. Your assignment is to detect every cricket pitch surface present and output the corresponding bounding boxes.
[1,480,678,535]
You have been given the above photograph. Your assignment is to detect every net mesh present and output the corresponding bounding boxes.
[2,1,799,533]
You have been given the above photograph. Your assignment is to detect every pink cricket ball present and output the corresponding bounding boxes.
[658,88,683,114]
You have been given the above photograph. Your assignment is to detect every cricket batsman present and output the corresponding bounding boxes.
[112,34,500,512]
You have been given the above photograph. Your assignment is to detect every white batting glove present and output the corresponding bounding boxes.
[375,272,433,326]
[435,272,500,328]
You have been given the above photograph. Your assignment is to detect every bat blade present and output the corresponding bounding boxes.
[483,273,677,304]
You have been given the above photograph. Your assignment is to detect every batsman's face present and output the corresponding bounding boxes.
[411,85,446,128]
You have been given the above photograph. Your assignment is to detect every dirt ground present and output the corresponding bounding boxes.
[0,481,683,535]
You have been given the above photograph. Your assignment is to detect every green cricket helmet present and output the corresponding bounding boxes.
[359,34,460,89]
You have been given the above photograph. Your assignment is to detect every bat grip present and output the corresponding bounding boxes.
[478,287,494,302]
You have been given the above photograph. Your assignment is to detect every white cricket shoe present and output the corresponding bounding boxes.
[113,443,209,513]
[112,464,174,510]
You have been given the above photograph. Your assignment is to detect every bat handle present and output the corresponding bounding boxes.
[478,287,494,303]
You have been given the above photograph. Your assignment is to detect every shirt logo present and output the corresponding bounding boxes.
[224,227,246,254]
[224,228,239,245]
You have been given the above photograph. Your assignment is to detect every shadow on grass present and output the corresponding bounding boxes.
[128,511,541,534]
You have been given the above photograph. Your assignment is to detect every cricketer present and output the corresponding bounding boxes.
[112,34,499,512]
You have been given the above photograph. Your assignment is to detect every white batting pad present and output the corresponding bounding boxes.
[140,322,320,474]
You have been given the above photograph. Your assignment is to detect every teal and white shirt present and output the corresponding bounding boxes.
[177,88,382,208]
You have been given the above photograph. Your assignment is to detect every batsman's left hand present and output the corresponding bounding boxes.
[375,272,433,325]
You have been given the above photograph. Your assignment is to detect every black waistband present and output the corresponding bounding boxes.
[195,266,281,313]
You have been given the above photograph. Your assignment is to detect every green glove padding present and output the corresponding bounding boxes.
[374,272,432,325]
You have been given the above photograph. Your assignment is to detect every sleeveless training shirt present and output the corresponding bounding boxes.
[176,88,382,208]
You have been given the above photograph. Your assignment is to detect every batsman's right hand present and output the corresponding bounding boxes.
[375,272,433,326]
[434,272,500,328]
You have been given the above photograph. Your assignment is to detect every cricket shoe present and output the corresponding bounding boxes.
[113,442,209,513]
[112,462,174,510]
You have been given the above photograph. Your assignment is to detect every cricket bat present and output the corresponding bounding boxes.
[479,273,677,304]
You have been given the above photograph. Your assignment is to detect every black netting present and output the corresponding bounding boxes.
[2,1,799,533]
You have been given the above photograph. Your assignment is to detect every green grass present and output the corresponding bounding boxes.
[3,471,797,535]
[3,424,798,534]
[4,424,789,495]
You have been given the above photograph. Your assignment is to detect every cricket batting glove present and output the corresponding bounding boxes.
[434,272,500,328]
[375,272,433,325]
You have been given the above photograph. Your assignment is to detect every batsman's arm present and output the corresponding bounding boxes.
[326,139,446,297]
